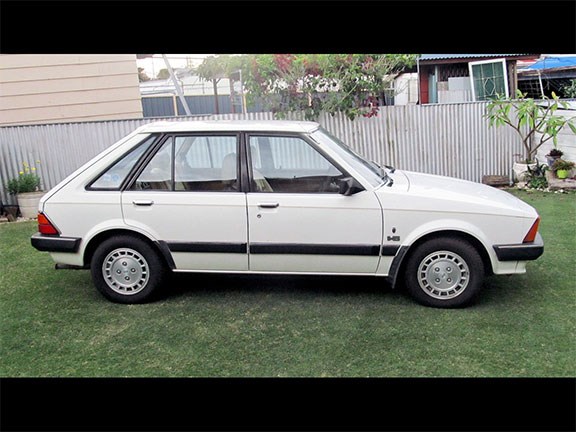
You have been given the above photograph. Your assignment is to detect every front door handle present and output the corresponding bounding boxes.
[257,202,279,209]
[133,200,154,206]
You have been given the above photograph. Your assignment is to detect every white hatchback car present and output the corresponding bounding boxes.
[31,120,543,307]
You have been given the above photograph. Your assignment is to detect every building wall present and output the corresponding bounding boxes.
[536,109,576,164]
[0,54,143,126]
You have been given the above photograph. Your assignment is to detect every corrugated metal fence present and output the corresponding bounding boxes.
[0,102,524,205]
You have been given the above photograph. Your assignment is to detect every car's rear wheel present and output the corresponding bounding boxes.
[404,237,484,308]
[91,235,167,303]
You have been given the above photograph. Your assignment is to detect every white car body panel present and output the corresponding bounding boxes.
[122,191,248,271]
[246,191,382,273]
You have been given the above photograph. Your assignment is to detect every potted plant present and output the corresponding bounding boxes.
[6,162,44,219]
[551,159,575,179]
[525,162,549,190]
[485,90,576,182]
[545,148,564,167]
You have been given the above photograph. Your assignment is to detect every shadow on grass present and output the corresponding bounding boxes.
[153,271,536,309]
[165,272,407,303]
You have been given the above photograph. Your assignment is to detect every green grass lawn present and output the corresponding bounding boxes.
[1,190,574,377]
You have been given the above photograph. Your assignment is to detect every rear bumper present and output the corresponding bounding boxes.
[493,233,544,262]
[31,233,81,253]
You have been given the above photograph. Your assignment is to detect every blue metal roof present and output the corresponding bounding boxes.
[419,54,531,61]
[520,56,576,71]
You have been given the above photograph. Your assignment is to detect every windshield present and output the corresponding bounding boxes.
[310,127,386,188]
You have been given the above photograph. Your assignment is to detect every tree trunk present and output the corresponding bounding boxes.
[213,79,220,114]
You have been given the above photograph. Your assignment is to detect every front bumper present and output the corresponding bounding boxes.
[493,233,544,262]
[31,233,81,253]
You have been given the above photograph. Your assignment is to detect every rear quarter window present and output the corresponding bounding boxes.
[88,135,157,190]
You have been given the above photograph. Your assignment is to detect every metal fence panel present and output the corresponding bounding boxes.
[0,103,524,205]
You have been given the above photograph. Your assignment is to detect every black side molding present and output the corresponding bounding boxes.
[493,233,544,261]
[250,243,381,256]
[167,242,247,254]
[31,234,81,253]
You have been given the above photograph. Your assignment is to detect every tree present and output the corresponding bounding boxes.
[138,67,150,82]
[485,89,576,163]
[157,68,170,80]
[196,55,246,114]
[242,54,417,120]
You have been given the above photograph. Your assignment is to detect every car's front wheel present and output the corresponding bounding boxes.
[404,237,485,308]
[91,235,167,303]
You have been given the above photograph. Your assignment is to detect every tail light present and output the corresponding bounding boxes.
[38,213,59,235]
[523,217,540,243]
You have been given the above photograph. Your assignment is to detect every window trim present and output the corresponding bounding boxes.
[468,58,509,101]
[123,132,242,193]
[244,131,354,194]
[85,134,160,191]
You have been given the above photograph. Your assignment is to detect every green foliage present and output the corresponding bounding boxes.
[137,67,150,82]
[561,79,576,98]
[196,54,418,121]
[196,55,246,82]
[156,68,170,80]
[551,158,575,171]
[485,89,576,163]
[525,163,549,190]
[6,162,41,194]
[242,54,417,120]
[547,148,563,157]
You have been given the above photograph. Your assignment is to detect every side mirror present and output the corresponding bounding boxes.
[338,177,364,196]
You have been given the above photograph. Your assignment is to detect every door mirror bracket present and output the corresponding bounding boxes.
[338,177,364,196]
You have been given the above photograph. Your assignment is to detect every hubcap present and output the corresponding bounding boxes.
[102,248,149,295]
[417,250,469,300]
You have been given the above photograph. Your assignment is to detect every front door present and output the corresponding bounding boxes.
[246,134,382,274]
[122,133,248,271]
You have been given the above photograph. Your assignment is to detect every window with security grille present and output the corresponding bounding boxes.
[469,59,509,101]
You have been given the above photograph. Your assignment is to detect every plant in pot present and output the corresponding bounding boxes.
[485,90,576,182]
[6,161,44,219]
[551,159,575,180]
[545,148,563,167]
[524,162,549,190]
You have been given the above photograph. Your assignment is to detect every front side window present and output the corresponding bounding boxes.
[310,128,383,188]
[131,135,239,192]
[249,135,344,193]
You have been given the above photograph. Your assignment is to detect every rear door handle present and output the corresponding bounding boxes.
[133,200,154,206]
[257,202,279,209]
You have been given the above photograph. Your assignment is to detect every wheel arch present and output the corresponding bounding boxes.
[83,228,175,270]
[387,229,493,289]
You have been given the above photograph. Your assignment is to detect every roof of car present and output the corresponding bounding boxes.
[137,120,321,133]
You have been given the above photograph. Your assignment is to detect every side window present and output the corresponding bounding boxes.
[175,135,238,191]
[132,139,173,190]
[131,135,239,192]
[89,135,156,190]
[249,136,344,193]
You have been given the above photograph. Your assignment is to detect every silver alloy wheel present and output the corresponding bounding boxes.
[417,250,470,300]
[102,248,149,295]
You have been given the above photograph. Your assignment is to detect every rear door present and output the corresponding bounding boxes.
[122,133,248,271]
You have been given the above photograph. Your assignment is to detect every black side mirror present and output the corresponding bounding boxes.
[338,177,364,196]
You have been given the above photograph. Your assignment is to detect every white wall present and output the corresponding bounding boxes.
[536,109,576,164]
[394,73,418,105]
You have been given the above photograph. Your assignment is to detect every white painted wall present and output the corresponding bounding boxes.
[536,109,576,164]
[394,73,418,105]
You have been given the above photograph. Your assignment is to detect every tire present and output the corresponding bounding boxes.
[90,235,167,304]
[404,237,485,308]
